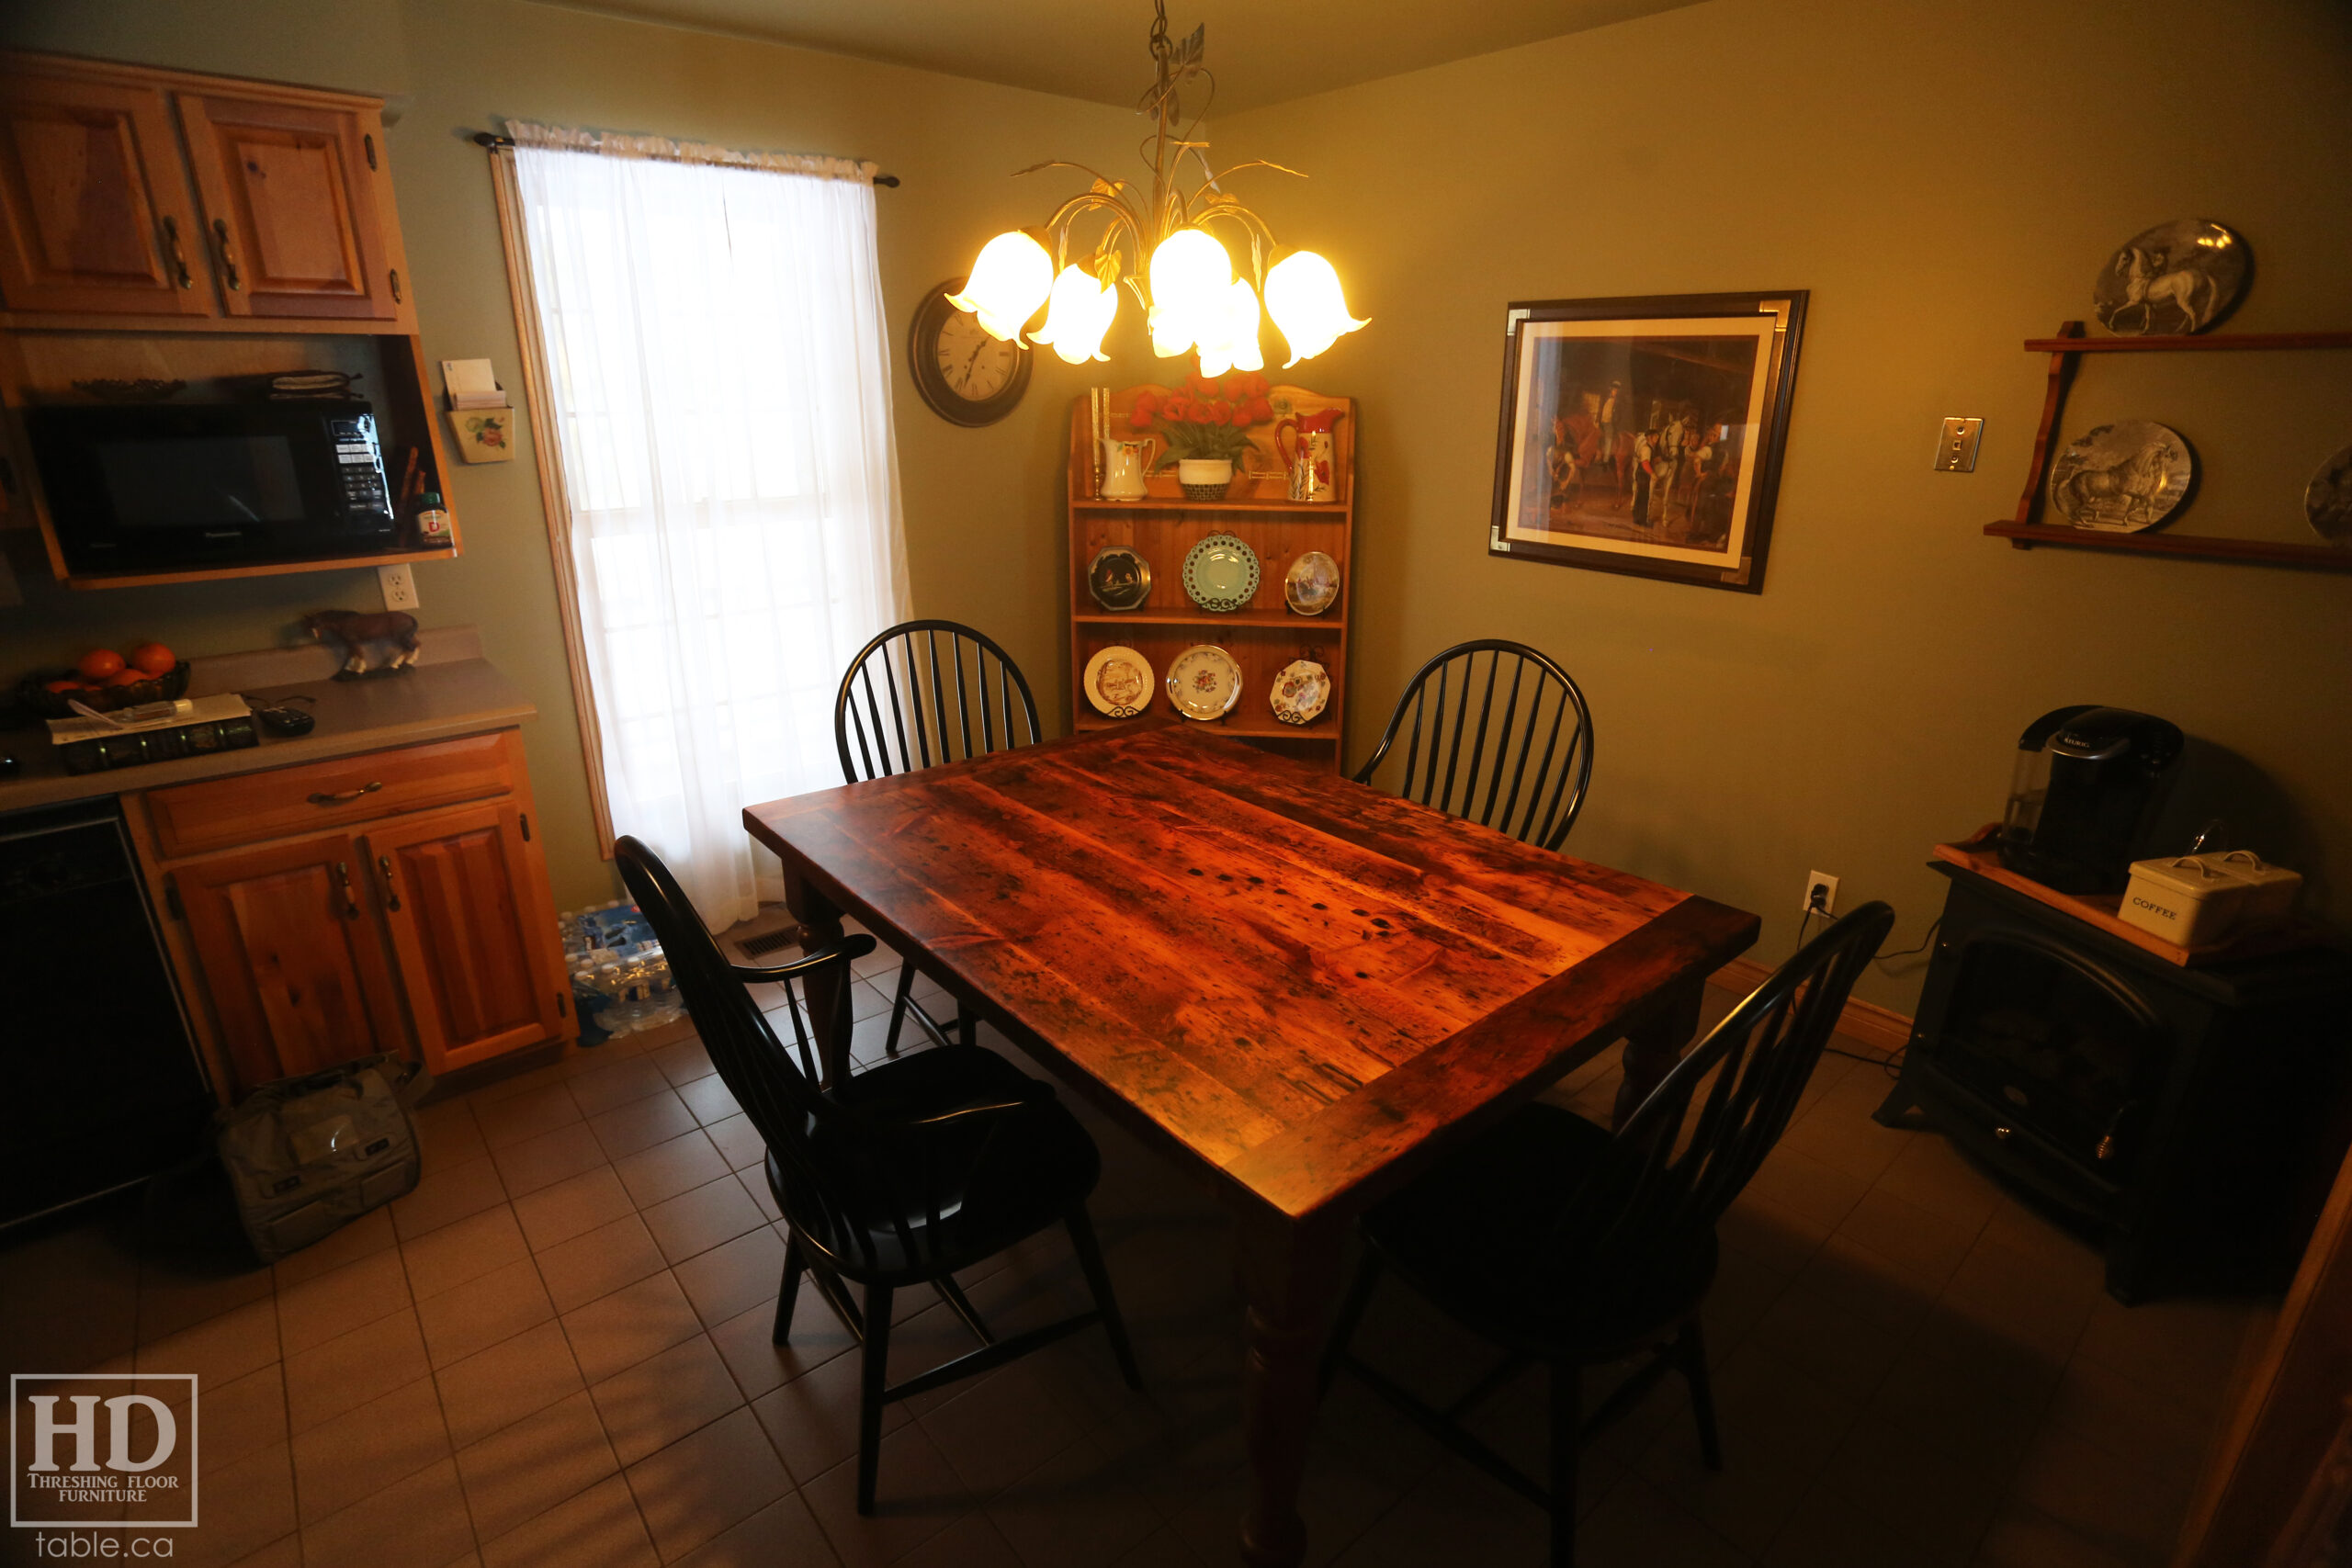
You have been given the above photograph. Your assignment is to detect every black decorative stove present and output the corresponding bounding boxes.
[1877,859,2352,1302]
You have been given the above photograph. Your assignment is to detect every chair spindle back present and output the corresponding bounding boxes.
[1555,902,1896,1299]
[1352,639,1595,852]
[834,620,1041,784]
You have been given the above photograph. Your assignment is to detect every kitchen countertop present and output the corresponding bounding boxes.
[0,626,537,814]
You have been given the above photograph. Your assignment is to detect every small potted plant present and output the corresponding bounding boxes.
[1131,371,1276,500]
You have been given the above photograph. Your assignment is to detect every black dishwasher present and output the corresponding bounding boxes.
[0,799,215,1228]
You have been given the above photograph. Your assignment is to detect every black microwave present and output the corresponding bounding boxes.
[24,402,400,572]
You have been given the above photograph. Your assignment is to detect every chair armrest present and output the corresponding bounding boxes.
[908,1081,1056,1128]
[727,932,877,983]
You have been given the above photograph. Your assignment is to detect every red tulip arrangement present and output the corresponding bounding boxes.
[1130,370,1276,468]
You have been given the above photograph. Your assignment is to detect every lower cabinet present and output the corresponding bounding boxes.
[172,830,408,1090]
[370,799,564,1072]
[133,727,571,1097]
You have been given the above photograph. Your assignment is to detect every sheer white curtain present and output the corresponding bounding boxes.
[509,124,908,928]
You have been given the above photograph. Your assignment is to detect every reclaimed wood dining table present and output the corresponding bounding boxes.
[742,719,1758,1565]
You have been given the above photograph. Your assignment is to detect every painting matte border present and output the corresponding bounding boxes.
[1487,290,1809,593]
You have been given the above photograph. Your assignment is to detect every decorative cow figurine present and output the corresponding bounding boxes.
[305,609,422,678]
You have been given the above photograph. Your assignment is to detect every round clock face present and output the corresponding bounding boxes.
[934,310,1020,401]
[909,276,1033,427]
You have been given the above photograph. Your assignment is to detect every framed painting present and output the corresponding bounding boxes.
[1487,290,1808,592]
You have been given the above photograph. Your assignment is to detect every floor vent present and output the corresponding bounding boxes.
[733,927,802,960]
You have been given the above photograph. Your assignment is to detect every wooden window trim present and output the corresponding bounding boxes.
[483,141,616,858]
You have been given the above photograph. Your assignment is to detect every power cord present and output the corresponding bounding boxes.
[1874,915,1941,964]
[1785,899,1932,1079]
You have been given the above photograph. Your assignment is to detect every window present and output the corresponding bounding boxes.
[494,124,908,925]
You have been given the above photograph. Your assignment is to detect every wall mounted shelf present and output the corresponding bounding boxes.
[1989,321,2352,572]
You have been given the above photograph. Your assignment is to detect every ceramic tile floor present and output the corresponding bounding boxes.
[0,942,2267,1568]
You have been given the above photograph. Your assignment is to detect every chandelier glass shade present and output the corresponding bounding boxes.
[947,2,1365,370]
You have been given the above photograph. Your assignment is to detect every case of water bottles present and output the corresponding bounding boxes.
[560,900,685,1045]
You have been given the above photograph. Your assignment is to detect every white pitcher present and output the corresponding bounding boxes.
[1100,436,1156,502]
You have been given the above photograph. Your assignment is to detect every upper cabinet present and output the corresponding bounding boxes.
[176,91,401,321]
[0,52,413,332]
[0,65,212,319]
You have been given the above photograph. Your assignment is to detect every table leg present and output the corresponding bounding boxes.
[782,868,851,1088]
[1231,1205,1346,1568]
[1614,976,1705,1131]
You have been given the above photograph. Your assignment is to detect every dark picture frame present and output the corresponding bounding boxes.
[1487,290,1808,593]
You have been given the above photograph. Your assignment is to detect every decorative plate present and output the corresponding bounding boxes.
[1165,644,1242,721]
[1269,660,1330,726]
[1087,546,1153,611]
[2092,220,2248,336]
[1182,533,1261,612]
[2305,440,2352,544]
[1083,646,1156,718]
[1284,551,1340,616]
[2047,421,2194,532]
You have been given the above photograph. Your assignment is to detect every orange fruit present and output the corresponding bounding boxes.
[76,648,125,681]
[102,667,151,687]
[127,641,176,677]
[42,678,86,694]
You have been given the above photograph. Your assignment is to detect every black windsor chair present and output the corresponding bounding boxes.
[614,836,1141,1514]
[1321,901,1896,1565]
[833,619,1044,1055]
[1352,639,1595,852]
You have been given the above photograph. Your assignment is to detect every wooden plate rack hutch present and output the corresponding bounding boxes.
[1067,384,1355,769]
[0,50,460,588]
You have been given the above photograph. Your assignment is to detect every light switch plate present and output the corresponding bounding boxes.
[1935,417,1984,472]
[378,563,419,612]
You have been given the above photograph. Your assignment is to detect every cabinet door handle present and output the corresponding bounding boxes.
[364,131,378,171]
[308,781,383,805]
[212,218,243,290]
[389,268,402,304]
[159,215,194,288]
[334,861,360,919]
[378,854,401,913]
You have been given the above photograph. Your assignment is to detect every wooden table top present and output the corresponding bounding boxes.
[744,722,1757,1222]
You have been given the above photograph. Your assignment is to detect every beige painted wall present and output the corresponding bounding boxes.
[0,0,1136,908]
[1216,0,2352,1007]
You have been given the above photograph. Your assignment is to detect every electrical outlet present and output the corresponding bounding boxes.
[1804,871,1839,916]
[378,563,419,612]
[1934,416,1984,472]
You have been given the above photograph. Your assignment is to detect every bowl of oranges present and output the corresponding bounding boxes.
[19,643,186,717]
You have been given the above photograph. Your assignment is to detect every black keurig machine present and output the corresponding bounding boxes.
[1997,705,2185,894]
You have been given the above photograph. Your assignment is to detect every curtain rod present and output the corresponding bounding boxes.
[470,130,899,186]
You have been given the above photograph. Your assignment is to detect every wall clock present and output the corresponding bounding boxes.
[908,276,1032,426]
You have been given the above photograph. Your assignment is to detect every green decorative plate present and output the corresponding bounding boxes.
[1182,533,1261,613]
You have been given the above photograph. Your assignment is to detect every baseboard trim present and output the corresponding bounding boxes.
[1707,957,1915,1059]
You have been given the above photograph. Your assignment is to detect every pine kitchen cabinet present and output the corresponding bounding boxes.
[132,728,571,1094]
[0,637,577,1100]
[0,62,213,319]
[0,51,413,330]
[0,51,452,592]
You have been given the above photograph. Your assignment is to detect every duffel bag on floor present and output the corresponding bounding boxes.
[215,1054,427,1264]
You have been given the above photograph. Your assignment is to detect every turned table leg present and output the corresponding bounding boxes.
[1614,976,1706,1130]
[781,867,851,1088]
[1231,1204,1345,1568]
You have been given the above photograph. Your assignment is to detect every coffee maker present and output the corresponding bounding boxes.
[1998,705,2185,895]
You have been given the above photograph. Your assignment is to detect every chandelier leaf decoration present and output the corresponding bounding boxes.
[947,0,1366,374]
